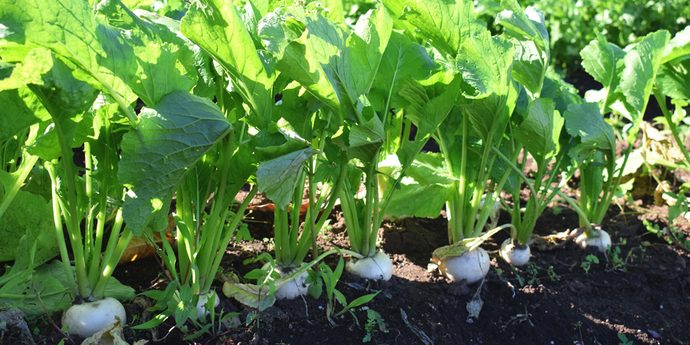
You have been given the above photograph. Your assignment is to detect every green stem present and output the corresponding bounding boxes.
[48,108,90,298]
[201,185,258,293]
[45,161,78,298]
[655,90,690,166]
[92,210,130,300]
[275,206,292,267]
[553,190,595,235]
[307,161,319,270]
[197,133,235,281]
[491,146,540,245]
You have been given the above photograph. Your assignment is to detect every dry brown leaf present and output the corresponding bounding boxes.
[119,215,176,264]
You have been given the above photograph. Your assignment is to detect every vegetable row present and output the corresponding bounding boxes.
[1,0,689,339]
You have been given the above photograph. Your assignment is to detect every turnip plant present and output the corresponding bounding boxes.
[572,28,690,251]
[0,0,234,336]
[259,3,456,281]
[378,0,528,280]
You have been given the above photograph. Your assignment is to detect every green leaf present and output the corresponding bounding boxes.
[253,122,312,161]
[347,5,392,97]
[4,269,71,317]
[0,260,127,317]
[277,35,341,112]
[510,39,546,95]
[379,153,454,218]
[385,182,451,218]
[613,30,670,125]
[662,26,690,64]
[257,148,315,209]
[119,91,231,235]
[222,282,276,311]
[103,274,136,302]
[16,49,99,161]
[344,291,380,310]
[303,15,352,104]
[347,115,385,162]
[512,98,563,165]
[580,35,623,90]
[0,88,50,143]
[456,32,515,98]
[397,0,483,59]
[0,190,56,264]
[398,73,462,167]
[370,31,435,112]
[0,0,139,104]
[495,4,549,95]
[656,59,690,101]
[496,3,548,45]
[563,103,616,162]
[181,0,274,124]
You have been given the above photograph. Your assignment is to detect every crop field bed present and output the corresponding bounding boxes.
[106,192,688,344]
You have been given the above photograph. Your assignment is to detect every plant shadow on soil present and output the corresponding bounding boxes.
[13,193,690,345]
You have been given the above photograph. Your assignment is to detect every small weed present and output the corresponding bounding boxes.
[581,254,599,275]
[618,332,633,345]
[363,309,388,342]
[511,263,558,287]
[547,266,560,282]
[608,246,627,271]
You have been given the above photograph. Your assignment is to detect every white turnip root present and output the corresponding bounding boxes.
[261,264,310,300]
[61,297,126,338]
[345,250,393,281]
[196,292,220,318]
[274,267,309,300]
[499,239,531,266]
[438,247,489,284]
[575,228,611,252]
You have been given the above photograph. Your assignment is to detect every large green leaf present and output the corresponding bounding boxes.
[303,15,352,108]
[119,91,231,235]
[382,152,454,218]
[613,30,670,125]
[512,98,563,166]
[495,3,549,95]
[509,39,546,95]
[456,32,515,98]
[6,48,99,161]
[397,73,462,167]
[662,26,690,64]
[656,59,690,101]
[0,190,56,263]
[455,33,516,144]
[370,31,435,112]
[276,30,341,112]
[0,0,138,104]
[347,115,386,162]
[496,2,548,46]
[256,148,315,209]
[347,6,392,97]
[181,0,274,125]
[0,88,50,143]
[580,35,624,91]
[396,0,483,59]
[563,103,616,163]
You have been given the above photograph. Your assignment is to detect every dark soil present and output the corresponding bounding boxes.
[12,187,690,345]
